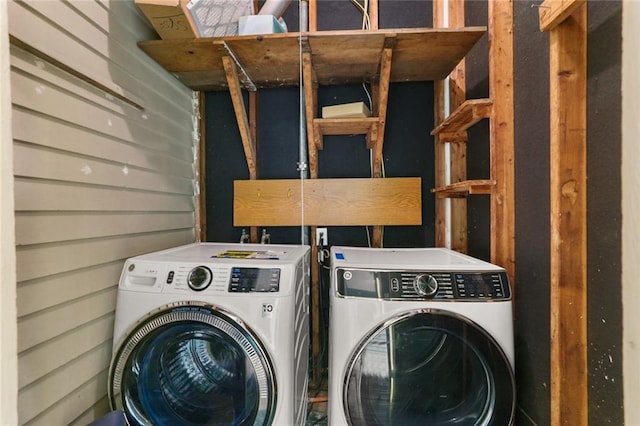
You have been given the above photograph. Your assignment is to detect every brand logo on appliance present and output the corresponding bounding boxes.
[262,303,274,318]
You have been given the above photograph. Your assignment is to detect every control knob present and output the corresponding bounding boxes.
[188,266,212,291]
[413,274,438,297]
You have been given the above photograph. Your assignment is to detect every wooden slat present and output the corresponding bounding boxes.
[314,117,380,137]
[234,178,422,226]
[138,28,486,91]
[432,179,496,198]
[539,0,587,32]
[488,0,516,280]
[430,98,493,136]
[222,55,257,179]
[549,4,588,425]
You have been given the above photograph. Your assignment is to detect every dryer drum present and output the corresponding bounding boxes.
[109,303,276,426]
[343,310,515,426]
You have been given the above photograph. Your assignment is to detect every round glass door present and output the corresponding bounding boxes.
[344,310,515,426]
[109,303,276,426]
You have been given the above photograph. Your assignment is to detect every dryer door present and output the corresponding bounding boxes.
[343,309,515,426]
[109,302,276,426]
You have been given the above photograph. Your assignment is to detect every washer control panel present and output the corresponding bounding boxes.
[336,269,510,301]
[228,267,281,293]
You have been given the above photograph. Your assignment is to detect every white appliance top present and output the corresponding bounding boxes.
[331,246,504,271]
[130,242,310,265]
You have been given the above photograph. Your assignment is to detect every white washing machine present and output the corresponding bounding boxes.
[108,243,310,426]
[328,246,515,426]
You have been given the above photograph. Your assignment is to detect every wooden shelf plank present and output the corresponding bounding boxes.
[431,179,495,198]
[138,27,486,91]
[234,178,422,226]
[431,98,493,136]
[314,117,380,137]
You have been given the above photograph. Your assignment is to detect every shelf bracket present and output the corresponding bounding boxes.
[222,55,257,179]
[302,51,320,178]
[220,41,257,91]
[371,46,393,179]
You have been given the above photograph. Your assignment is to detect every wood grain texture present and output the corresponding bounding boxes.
[234,178,422,226]
[488,0,516,281]
[539,0,587,32]
[222,56,257,179]
[431,99,493,136]
[138,28,486,91]
[549,4,588,425]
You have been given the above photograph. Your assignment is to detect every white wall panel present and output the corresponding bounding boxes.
[8,0,198,423]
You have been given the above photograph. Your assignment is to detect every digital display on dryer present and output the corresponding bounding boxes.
[229,267,280,292]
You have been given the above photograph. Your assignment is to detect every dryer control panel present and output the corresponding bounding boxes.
[335,269,511,301]
[228,267,281,292]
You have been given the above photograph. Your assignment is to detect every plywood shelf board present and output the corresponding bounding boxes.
[234,178,422,226]
[431,98,493,136]
[138,27,486,91]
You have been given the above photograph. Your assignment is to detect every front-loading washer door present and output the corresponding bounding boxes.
[343,309,515,426]
[109,302,276,426]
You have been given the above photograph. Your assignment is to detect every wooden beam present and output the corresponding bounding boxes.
[447,0,468,254]
[432,0,468,252]
[368,0,379,30]
[302,52,320,178]
[488,0,516,281]
[539,0,586,32]
[234,178,422,226]
[549,4,588,425]
[371,47,393,178]
[308,0,317,32]
[222,56,257,179]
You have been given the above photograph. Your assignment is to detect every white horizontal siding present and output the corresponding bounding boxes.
[9,0,198,424]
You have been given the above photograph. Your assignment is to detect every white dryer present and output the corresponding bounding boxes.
[328,246,515,425]
[108,243,310,426]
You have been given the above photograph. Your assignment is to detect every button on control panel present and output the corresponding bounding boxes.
[228,267,281,293]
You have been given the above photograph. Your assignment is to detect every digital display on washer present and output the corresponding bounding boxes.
[229,267,280,292]
[454,272,510,299]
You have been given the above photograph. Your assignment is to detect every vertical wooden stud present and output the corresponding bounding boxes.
[488,0,516,280]
[432,0,467,252]
[548,4,588,425]
[448,0,468,253]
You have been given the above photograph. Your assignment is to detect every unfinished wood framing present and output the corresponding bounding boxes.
[539,0,587,32]
[233,178,422,227]
[488,0,516,280]
[222,56,257,180]
[545,4,589,425]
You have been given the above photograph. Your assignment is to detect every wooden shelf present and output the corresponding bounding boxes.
[432,179,495,198]
[431,98,493,139]
[138,27,486,91]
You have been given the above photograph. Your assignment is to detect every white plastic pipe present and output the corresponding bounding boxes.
[258,0,292,19]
